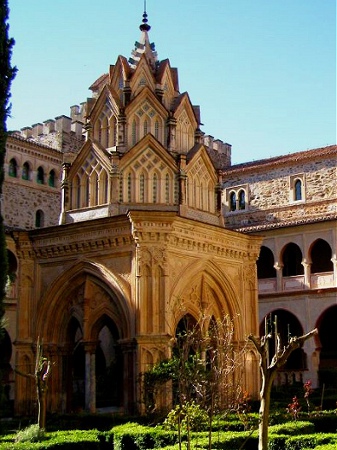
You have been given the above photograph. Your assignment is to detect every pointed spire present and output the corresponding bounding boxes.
[128,2,158,71]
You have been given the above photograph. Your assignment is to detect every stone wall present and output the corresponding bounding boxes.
[221,147,337,228]
[3,183,61,229]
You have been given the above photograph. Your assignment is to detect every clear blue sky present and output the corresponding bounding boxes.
[7,0,336,164]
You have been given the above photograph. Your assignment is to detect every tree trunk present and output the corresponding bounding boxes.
[259,374,274,450]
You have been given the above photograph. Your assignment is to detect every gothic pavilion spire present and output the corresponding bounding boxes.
[128,3,158,71]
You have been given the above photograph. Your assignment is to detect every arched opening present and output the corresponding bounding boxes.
[257,246,276,279]
[93,315,123,409]
[282,243,304,276]
[260,310,305,375]
[294,179,302,201]
[65,318,85,412]
[229,191,236,211]
[8,158,17,177]
[35,210,44,228]
[310,239,333,273]
[22,162,31,181]
[37,166,44,184]
[173,314,200,404]
[317,306,337,388]
[48,170,56,187]
[238,189,245,210]
[5,250,17,298]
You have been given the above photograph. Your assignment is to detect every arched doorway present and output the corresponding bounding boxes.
[94,315,123,409]
[260,309,305,384]
[317,305,337,388]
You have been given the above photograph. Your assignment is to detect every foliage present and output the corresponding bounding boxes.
[163,402,209,432]
[303,380,313,414]
[112,422,177,450]
[0,0,17,412]
[15,424,45,443]
[287,396,302,421]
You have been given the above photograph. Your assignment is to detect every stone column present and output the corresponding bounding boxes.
[332,257,337,287]
[59,162,71,225]
[302,259,311,289]
[167,116,177,152]
[83,341,97,413]
[274,262,283,292]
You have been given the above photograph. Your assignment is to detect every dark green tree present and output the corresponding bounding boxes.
[0,0,17,408]
[0,0,16,314]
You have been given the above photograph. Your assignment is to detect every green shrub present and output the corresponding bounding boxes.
[269,421,315,436]
[0,429,101,449]
[112,422,177,450]
[15,424,45,443]
[163,402,209,432]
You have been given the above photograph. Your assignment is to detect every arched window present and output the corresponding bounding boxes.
[229,191,236,211]
[310,239,333,273]
[257,246,276,279]
[140,174,145,202]
[282,243,304,276]
[132,120,137,146]
[238,190,245,210]
[143,119,148,137]
[155,120,160,140]
[8,158,17,177]
[153,173,158,203]
[35,210,44,228]
[37,166,44,184]
[48,170,55,187]
[165,173,170,203]
[294,179,302,201]
[22,162,30,181]
[127,173,132,202]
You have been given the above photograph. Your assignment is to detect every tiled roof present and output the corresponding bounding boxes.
[221,144,337,174]
[231,212,337,233]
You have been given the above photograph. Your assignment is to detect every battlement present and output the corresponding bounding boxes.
[16,105,87,154]
[203,135,232,167]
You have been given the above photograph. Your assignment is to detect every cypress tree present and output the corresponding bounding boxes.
[0,0,17,408]
[0,0,16,314]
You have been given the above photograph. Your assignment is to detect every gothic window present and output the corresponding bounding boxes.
[257,246,276,279]
[22,162,31,181]
[85,175,89,207]
[35,210,44,228]
[132,119,137,146]
[73,175,81,209]
[48,170,55,187]
[229,191,236,211]
[8,158,17,177]
[152,173,158,203]
[37,166,44,184]
[99,170,108,204]
[310,239,333,273]
[155,120,159,140]
[140,173,145,202]
[294,179,302,201]
[282,243,304,276]
[143,119,148,137]
[127,173,132,202]
[165,173,170,203]
[238,189,246,210]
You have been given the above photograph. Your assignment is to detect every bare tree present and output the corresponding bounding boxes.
[248,328,317,450]
[15,338,51,429]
